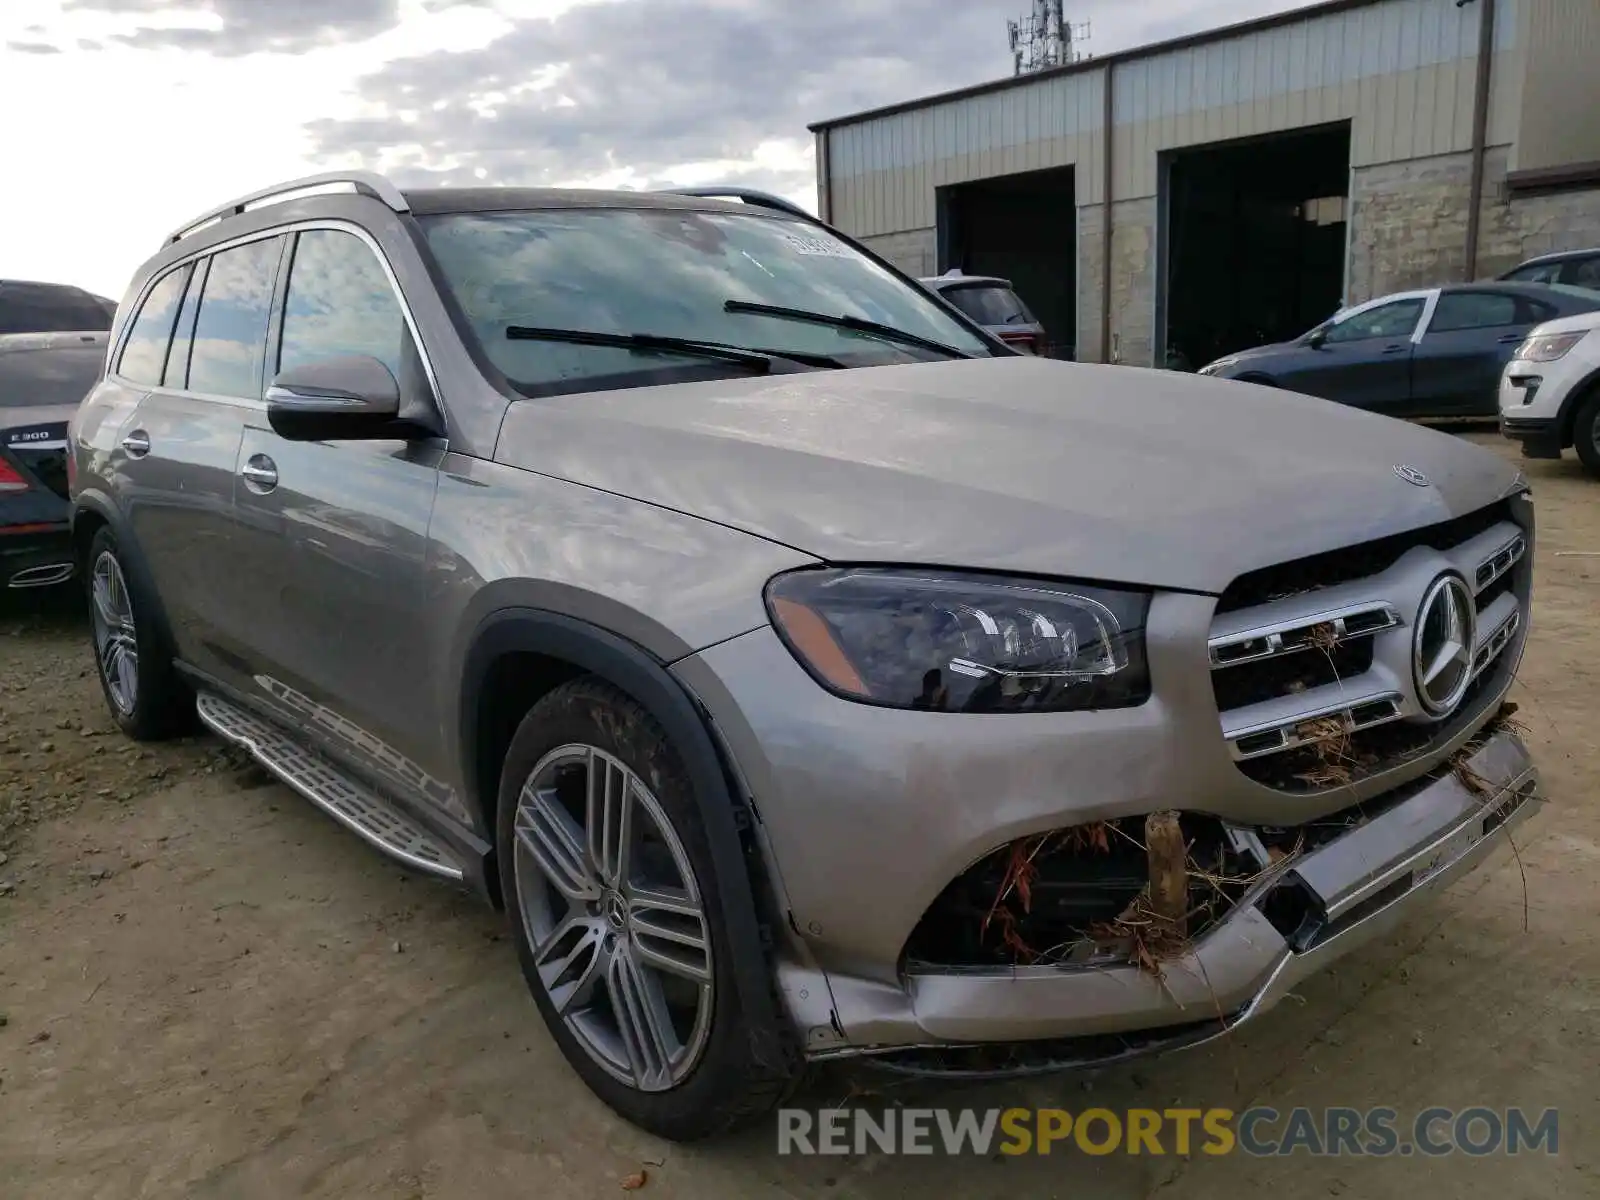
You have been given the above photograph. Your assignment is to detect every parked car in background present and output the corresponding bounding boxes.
[0,279,116,335]
[920,270,1051,355]
[1498,247,1600,291]
[1198,282,1600,417]
[72,171,1541,1142]
[1,331,106,588]
[1499,310,1600,474]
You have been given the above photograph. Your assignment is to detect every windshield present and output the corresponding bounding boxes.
[0,346,104,408]
[421,208,994,394]
[940,283,1035,326]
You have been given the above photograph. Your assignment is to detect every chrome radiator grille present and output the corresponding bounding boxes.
[1208,501,1528,792]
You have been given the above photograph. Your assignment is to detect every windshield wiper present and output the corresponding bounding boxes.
[505,325,851,373]
[722,300,975,360]
[507,325,777,372]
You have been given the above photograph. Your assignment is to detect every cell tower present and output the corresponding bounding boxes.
[1007,0,1090,76]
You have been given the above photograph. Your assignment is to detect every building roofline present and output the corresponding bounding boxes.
[808,0,1396,133]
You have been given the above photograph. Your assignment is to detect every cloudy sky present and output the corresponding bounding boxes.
[2,0,1313,299]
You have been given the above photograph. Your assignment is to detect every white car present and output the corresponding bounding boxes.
[1500,311,1600,474]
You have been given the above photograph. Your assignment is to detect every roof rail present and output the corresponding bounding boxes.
[657,186,818,223]
[164,170,410,247]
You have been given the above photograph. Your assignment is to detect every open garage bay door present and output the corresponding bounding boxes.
[1161,123,1350,372]
[937,166,1076,359]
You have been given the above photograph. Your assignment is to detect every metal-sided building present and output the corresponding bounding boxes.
[809,0,1600,369]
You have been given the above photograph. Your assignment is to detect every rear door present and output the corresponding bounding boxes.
[225,226,452,818]
[1278,295,1426,412]
[114,237,286,687]
[1409,290,1542,417]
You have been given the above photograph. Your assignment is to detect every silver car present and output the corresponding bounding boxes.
[70,172,1541,1141]
[920,270,1051,355]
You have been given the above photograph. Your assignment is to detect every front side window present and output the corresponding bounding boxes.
[277,229,406,382]
[421,207,993,394]
[1505,262,1561,285]
[1323,298,1424,344]
[117,267,189,385]
[1428,292,1518,333]
[187,237,282,400]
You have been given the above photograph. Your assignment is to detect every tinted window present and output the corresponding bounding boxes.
[1429,292,1518,333]
[164,260,205,390]
[1571,257,1600,289]
[117,268,189,385]
[0,344,105,408]
[422,208,991,394]
[0,281,114,335]
[1324,298,1424,343]
[187,237,282,400]
[940,284,1035,326]
[1505,262,1561,285]
[277,230,405,381]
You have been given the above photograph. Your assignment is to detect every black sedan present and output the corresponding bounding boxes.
[1198,282,1600,417]
[1,331,107,589]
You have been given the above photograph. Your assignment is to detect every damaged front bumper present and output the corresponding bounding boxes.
[813,727,1539,1074]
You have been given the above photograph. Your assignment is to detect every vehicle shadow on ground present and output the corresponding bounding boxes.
[0,580,87,632]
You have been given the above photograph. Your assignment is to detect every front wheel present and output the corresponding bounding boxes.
[495,678,798,1140]
[1572,389,1600,478]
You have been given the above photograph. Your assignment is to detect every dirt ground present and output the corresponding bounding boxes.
[1,432,1597,1199]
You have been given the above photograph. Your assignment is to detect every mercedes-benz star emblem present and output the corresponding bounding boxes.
[1394,464,1431,487]
[1414,574,1476,717]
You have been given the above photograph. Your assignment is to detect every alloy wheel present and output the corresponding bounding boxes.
[90,551,139,716]
[512,743,714,1091]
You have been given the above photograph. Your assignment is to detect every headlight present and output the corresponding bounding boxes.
[1514,330,1587,362]
[765,567,1151,712]
[1197,357,1238,376]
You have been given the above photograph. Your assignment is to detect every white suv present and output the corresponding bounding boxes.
[1500,311,1600,474]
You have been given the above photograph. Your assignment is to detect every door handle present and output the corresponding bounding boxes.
[121,429,151,458]
[1381,344,1409,355]
[1498,333,1526,344]
[240,453,278,493]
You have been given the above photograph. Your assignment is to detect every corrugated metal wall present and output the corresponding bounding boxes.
[1512,0,1600,173]
[823,0,1524,239]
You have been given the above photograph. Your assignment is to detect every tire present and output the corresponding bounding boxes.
[1573,389,1600,478]
[85,526,195,740]
[495,677,798,1140]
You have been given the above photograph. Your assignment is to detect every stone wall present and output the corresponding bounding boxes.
[1076,198,1159,366]
[1348,146,1600,303]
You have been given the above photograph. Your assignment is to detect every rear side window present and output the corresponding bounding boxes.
[117,268,189,385]
[0,345,105,408]
[940,284,1035,326]
[1429,292,1519,332]
[276,229,406,382]
[164,261,206,390]
[187,237,283,400]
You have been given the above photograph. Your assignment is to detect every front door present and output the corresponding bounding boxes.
[226,227,459,822]
[1280,295,1426,413]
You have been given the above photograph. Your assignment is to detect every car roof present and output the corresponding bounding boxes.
[1507,247,1600,269]
[920,274,1014,290]
[401,187,798,218]
[1440,280,1600,306]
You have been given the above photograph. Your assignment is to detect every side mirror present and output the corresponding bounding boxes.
[265,355,404,441]
[1307,329,1328,350]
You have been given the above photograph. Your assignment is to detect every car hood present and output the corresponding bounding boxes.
[1208,341,1297,370]
[495,357,1524,594]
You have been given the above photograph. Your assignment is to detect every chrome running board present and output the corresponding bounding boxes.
[196,692,465,881]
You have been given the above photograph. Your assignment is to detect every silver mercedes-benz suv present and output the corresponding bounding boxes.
[69,171,1541,1141]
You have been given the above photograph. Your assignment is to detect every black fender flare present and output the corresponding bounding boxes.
[458,607,787,1056]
